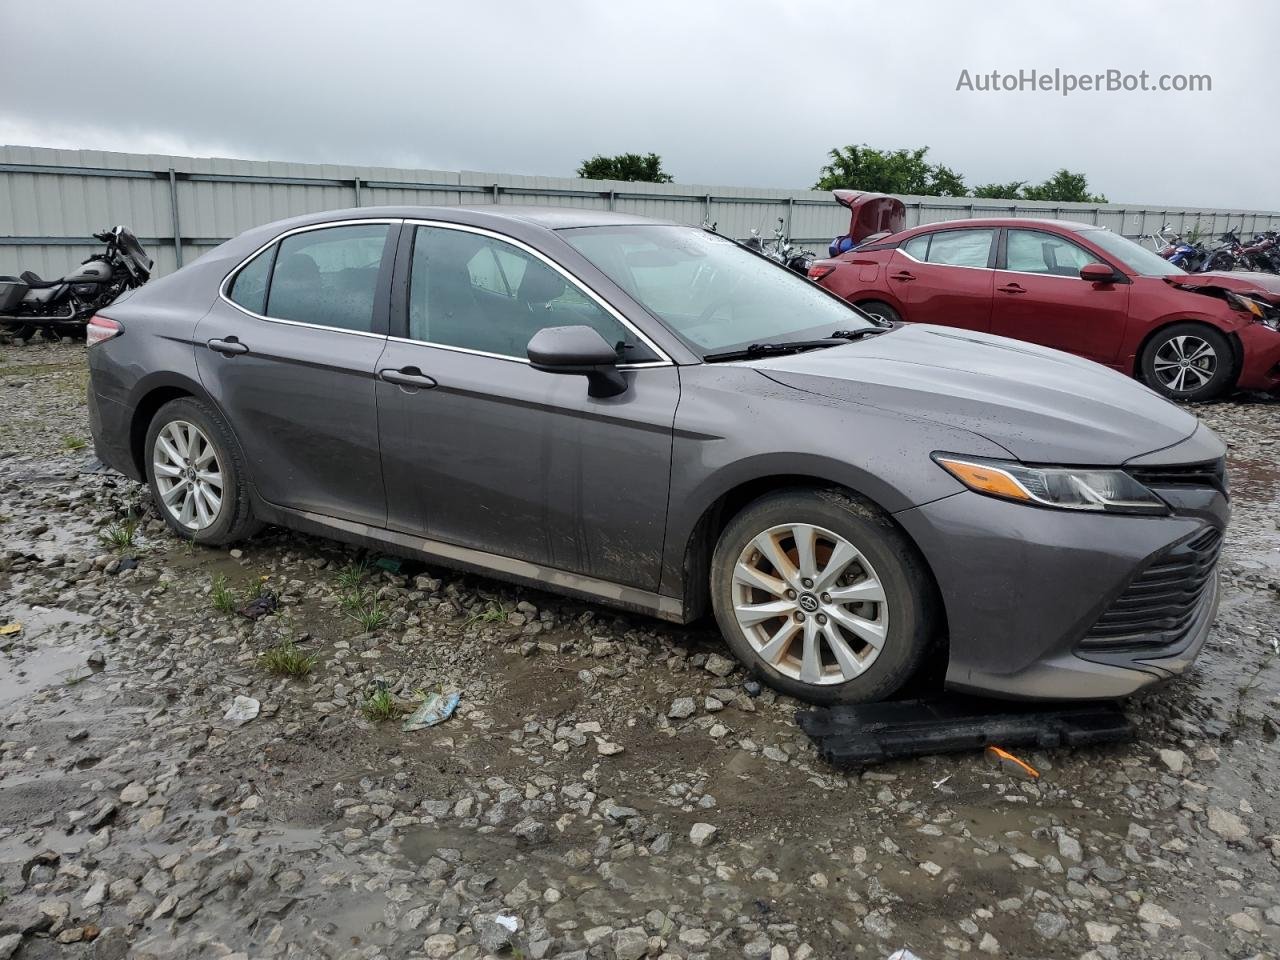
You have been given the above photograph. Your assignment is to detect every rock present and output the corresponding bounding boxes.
[1207,806,1249,842]
[668,697,696,720]
[1086,922,1119,943]
[511,817,548,844]
[595,738,624,756]
[1056,832,1082,862]
[1157,748,1188,773]
[423,933,457,958]
[86,650,106,668]
[1137,902,1181,928]
[119,782,148,804]
[689,822,717,847]
[978,933,999,954]
[1033,912,1068,940]
[704,654,736,677]
[0,935,20,960]
[613,926,648,960]
[1227,911,1260,933]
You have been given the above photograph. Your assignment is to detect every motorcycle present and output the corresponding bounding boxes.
[1149,224,1208,273]
[1200,228,1251,273]
[1238,231,1280,273]
[746,218,818,275]
[0,226,152,341]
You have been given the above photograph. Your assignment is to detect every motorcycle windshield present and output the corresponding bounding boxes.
[115,228,154,281]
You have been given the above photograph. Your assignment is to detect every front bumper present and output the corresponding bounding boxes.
[1235,321,1280,392]
[896,483,1227,701]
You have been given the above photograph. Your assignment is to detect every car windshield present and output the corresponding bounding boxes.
[1080,227,1185,277]
[559,225,874,353]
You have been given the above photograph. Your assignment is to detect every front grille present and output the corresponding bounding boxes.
[1127,458,1227,495]
[1079,527,1221,651]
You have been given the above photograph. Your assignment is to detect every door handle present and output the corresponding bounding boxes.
[207,337,248,355]
[997,283,1026,294]
[379,367,437,390]
[890,271,916,281]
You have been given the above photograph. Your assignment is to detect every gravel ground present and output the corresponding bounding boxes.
[1,339,1278,960]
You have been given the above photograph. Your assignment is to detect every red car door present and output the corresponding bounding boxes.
[892,227,996,332]
[990,228,1131,366]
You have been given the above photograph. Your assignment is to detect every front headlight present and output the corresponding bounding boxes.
[1225,291,1280,330]
[934,455,1167,514]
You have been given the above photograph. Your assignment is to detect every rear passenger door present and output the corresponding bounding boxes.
[375,222,679,590]
[891,227,996,332]
[195,220,398,527]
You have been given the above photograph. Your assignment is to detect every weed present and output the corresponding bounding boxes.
[338,588,367,613]
[335,560,370,591]
[361,686,399,722]
[349,596,389,632]
[210,575,238,613]
[465,604,508,627]
[259,639,318,678]
[61,435,87,451]
[98,516,139,552]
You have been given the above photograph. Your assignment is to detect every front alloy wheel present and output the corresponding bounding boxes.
[1140,323,1234,403]
[711,489,938,705]
[731,523,888,685]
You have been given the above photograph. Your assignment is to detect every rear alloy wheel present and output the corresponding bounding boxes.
[145,397,260,545]
[1140,323,1235,403]
[711,489,937,705]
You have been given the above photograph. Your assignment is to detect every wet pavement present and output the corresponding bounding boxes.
[1,340,1278,960]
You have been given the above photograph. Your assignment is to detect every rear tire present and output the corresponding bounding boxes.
[145,397,261,545]
[1139,323,1235,403]
[710,488,938,705]
[856,300,902,325]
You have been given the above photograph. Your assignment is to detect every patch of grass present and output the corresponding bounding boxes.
[61,435,86,451]
[259,639,318,678]
[98,516,139,552]
[465,604,508,627]
[361,686,399,722]
[348,596,389,632]
[335,560,370,591]
[338,587,367,613]
[211,574,271,614]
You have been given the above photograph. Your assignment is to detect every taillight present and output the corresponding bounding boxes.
[87,315,122,346]
[808,264,837,282]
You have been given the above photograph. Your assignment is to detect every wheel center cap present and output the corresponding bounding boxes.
[1180,359,1190,367]
[185,466,197,481]
[798,593,820,613]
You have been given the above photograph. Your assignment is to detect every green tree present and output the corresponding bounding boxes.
[1020,169,1107,203]
[926,164,969,198]
[972,180,1028,200]
[576,152,674,183]
[815,145,964,195]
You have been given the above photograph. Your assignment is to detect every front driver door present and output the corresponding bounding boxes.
[375,222,679,591]
[891,227,996,332]
[990,228,1131,365]
[195,220,397,527]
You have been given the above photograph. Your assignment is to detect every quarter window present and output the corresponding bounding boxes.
[228,246,275,314]
[925,229,995,268]
[1006,229,1102,276]
[407,225,655,362]
[261,224,390,332]
[900,234,930,261]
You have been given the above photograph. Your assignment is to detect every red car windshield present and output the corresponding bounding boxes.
[560,225,875,354]
[1080,228,1186,277]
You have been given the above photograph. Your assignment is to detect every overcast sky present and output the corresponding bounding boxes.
[3,0,1276,210]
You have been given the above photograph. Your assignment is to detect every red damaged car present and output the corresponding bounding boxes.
[810,193,1280,402]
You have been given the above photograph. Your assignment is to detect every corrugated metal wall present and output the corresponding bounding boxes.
[4,144,1280,279]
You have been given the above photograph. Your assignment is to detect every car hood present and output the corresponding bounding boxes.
[750,324,1199,465]
[1165,270,1280,304]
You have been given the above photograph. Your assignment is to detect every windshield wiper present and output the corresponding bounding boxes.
[703,328,890,363]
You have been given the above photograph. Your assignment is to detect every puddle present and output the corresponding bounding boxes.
[0,605,98,709]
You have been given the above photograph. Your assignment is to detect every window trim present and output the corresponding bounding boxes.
[894,226,998,271]
[393,218,673,368]
[219,218,402,339]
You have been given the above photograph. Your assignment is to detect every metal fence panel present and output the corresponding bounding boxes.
[3,144,1280,279]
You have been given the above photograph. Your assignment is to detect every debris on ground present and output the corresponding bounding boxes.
[222,695,260,725]
[401,690,460,731]
[236,590,278,620]
[0,621,21,636]
[985,745,1040,779]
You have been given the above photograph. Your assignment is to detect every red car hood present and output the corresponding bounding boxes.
[1165,271,1280,303]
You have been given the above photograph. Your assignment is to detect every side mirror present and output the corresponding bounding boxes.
[1080,263,1117,283]
[527,325,628,398]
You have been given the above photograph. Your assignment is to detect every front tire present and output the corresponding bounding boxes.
[145,397,260,545]
[855,300,902,325]
[1139,323,1235,403]
[710,488,938,705]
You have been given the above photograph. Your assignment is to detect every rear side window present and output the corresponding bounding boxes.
[900,234,930,261]
[228,246,274,314]
[263,224,390,332]
[925,229,994,268]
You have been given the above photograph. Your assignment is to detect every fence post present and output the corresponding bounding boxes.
[785,197,794,237]
[353,177,362,207]
[167,168,183,268]
[608,190,616,212]
[704,194,712,225]
[492,183,500,205]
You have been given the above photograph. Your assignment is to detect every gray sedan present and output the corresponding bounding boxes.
[86,206,1228,704]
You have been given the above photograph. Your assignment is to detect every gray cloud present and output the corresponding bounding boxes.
[2,0,1275,209]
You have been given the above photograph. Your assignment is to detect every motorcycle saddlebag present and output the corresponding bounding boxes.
[0,279,31,312]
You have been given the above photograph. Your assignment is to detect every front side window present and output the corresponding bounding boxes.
[1006,229,1101,276]
[261,224,389,332]
[407,225,655,361]
[925,229,995,268]
[1078,227,1183,277]
[560,225,874,354]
